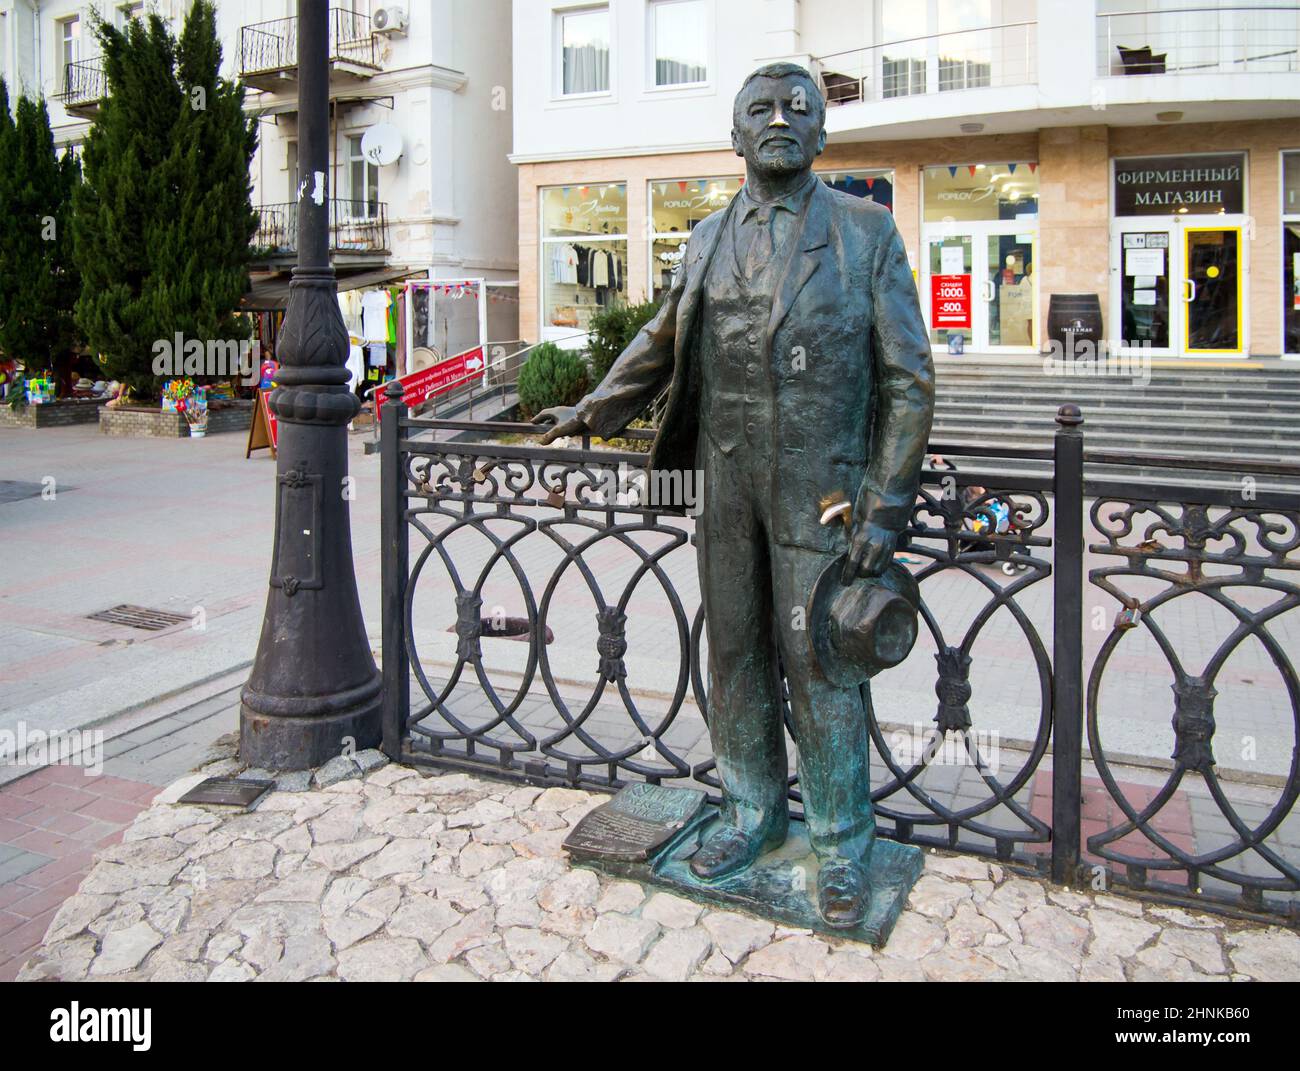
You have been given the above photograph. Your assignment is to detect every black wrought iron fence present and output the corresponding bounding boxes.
[377,397,1300,922]
[239,8,378,75]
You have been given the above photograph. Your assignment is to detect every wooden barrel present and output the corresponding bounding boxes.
[1047,293,1103,359]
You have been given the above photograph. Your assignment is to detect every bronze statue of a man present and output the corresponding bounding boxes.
[537,63,934,928]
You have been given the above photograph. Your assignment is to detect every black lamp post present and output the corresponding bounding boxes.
[240,0,381,770]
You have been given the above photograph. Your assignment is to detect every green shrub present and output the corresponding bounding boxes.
[599,415,655,454]
[585,298,662,381]
[517,341,589,420]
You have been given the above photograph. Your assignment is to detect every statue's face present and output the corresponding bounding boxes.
[731,74,826,176]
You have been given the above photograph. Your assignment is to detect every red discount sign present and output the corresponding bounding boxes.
[931,274,972,330]
[378,346,484,417]
[260,389,278,447]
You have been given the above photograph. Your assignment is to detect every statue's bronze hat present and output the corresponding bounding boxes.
[807,558,920,685]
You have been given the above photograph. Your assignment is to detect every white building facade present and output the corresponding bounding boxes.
[0,0,520,364]
[512,0,1300,359]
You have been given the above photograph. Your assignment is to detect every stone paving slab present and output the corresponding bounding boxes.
[19,744,1300,983]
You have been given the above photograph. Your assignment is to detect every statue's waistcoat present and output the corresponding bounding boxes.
[697,219,782,461]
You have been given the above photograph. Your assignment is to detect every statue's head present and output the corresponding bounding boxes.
[731,62,826,178]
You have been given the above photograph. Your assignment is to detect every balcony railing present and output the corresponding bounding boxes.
[253,198,390,259]
[58,56,107,112]
[1097,5,1300,77]
[814,21,1037,106]
[239,8,380,79]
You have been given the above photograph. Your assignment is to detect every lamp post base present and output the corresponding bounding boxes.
[239,687,381,772]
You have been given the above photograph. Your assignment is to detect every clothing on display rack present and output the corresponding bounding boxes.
[361,290,390,342]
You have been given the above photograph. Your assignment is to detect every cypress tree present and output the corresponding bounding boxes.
[73,2,258,400]
[0,86,83,383]
[151,0,259,356]
[0,80,16,354]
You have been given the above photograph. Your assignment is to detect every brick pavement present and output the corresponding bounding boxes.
[0,682,239,980]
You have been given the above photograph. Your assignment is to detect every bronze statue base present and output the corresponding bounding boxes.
[564,784,923,949]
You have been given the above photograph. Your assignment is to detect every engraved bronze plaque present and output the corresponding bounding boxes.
[177,776,276,809]
[564,783,708,863]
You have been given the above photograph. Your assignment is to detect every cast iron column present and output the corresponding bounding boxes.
[240,0,381,770]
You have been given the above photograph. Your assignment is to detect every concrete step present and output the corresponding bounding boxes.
[934,406,1300,435]
[921,456,1300,496]
[936,386,1300,411]
[930,423,1299,456]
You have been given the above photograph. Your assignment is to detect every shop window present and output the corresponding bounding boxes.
[541,183,628,336]
[557,5,611,96]
[923,162,1039,223]
[650,0,708,87]
[648,175,738,300]
[819,169,894,213]
[1284,152,1300,356]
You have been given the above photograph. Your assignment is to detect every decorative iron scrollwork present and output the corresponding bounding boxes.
[595,606,629,682]
[934,646,973,733]
[1170,676,1218,773]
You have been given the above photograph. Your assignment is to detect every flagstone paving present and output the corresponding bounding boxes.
[19,743,1300,983]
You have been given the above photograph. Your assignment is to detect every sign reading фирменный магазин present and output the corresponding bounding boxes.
[1114,153,1246,215]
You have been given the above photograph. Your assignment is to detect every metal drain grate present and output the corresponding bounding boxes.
[87,604,191,631]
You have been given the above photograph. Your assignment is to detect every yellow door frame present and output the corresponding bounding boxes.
[1183,225,1244,356]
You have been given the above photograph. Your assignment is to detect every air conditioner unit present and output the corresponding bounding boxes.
[373,6,408,36]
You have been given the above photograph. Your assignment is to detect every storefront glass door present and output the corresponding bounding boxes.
[923,225,1037,353]
[1111,218,1246,357]
[1184,226,1241,353]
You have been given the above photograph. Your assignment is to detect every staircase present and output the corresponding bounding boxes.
[929,356,1300,490]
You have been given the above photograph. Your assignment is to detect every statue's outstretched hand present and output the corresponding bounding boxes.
[532,406,585,445]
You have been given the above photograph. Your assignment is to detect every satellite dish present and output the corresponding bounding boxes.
[411,346,442,371]
[361,124,402,166]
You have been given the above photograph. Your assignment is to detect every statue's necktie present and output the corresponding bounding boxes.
[744,207,774,279]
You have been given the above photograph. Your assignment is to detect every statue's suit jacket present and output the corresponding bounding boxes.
[576,179,935,553]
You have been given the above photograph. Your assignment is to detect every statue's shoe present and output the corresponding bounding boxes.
[689,824,783,881]
[817,859,870,929]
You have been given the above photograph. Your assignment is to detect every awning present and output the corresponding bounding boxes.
[241,265,423,311]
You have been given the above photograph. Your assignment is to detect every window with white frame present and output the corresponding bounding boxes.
[117,2,145,27]
[878,0,1000,98]
[347,134,379,218]
[556,5,611,96]
[59,16,81,79]
[650,0,708,87]
[287,140,299,201]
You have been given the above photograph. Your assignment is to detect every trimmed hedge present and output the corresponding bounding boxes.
[517,341,589,420]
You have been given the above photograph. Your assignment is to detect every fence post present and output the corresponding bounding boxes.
[1051,403,1085,885]
[380,380,409,761]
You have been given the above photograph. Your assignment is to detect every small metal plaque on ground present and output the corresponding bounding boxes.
[177,776,275,810]
[564,783,709,863]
